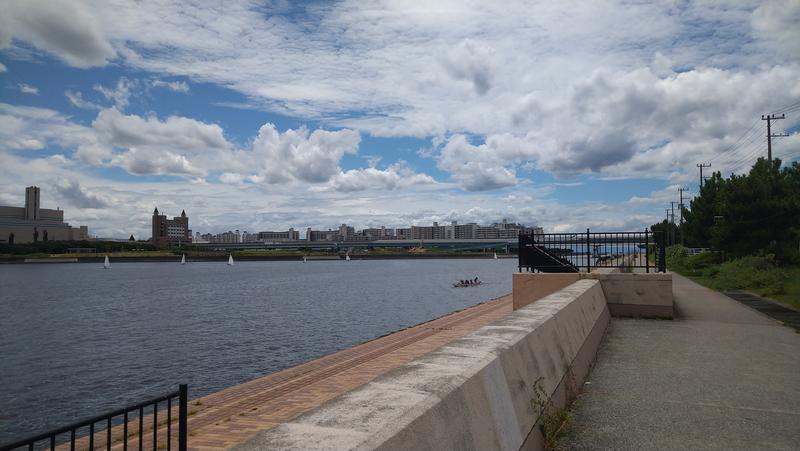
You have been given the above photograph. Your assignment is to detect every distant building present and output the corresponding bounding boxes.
[361,226,393,240]
[411,222,445,240]
[151,207,192,245]
[0,186,89,244]
[394,227,412,239]
[258,228,299,242]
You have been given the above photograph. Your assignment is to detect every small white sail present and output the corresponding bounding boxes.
[181,254,186,265]
[345,254,351,261]
[302,256,307,263]
[493,252,498,260]
[227,254,234,266]
[103,255,110,269]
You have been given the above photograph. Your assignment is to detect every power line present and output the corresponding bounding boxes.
[716,134,766,173]
[769,99,800,115]
[709,121,765,166]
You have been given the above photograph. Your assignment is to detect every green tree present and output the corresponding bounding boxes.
[677,157,800,263]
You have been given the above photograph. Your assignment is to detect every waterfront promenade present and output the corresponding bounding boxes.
[565,274,800,449]
[101,294,512,450]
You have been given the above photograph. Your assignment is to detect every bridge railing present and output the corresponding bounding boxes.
[519,229,666,273]
[0,385,187,451]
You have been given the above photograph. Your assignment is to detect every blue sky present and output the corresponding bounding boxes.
[1,0,799,238]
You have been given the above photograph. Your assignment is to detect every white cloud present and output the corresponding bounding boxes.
[65,90,102,110]
[18,83,38,95]
[247,123,360,184]
[151,79,190,93]
[54,180,110,208]
[0,62,6,73]
[437,134,523,191]
[325,162,437,192]
[1,0,115,68]
[109,148,205,177]
[751,0,800,56]
[93,78,136,110]
[0,102,96,152]
[92,108,229,151]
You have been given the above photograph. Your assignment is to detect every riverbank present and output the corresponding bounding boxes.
[0,252,517,264]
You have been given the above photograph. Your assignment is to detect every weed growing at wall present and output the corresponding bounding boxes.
[529,377,572,450]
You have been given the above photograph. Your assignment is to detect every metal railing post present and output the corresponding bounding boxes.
[586,228,591,273]
[178,384,188,451]
[645,228,650,273]
[658,232,666,273]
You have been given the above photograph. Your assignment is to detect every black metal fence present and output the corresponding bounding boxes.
[519,229,666,273]
[0,385,187,451]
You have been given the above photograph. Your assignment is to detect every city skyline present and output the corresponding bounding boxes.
[1,1,799,240]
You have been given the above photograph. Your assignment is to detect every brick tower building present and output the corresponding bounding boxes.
[151,207,191,245]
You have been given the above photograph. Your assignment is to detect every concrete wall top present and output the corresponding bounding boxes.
[236,279,609,451]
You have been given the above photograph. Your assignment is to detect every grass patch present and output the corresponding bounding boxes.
[666,245,800,310]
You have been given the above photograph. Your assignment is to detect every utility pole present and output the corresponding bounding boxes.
[697,163,711,189]
[665,208,671,246]
[670,201,677,246]
[762,113,788,165]
[678,188,688,246]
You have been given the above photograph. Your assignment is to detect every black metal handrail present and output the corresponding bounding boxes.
[519,229,666,273]
[0,384,187,451]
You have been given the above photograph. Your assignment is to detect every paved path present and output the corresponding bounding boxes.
[565,274,800,450]
[80,294,512,451]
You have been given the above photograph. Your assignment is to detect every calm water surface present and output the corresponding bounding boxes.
[0,258,515,442]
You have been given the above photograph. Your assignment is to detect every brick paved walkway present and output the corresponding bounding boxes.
[71,294,512,450]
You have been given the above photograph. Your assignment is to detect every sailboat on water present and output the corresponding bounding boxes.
[181,254,186,265]
[493,252,498,260]
[227,254,234,266]
[345,254,351,261]
[103,255,110,269]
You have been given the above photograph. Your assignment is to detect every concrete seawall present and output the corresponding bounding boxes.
[513,272,674,318]
[236,279,610,450]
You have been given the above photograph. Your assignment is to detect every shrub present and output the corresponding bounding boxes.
[709,256,787,295]
[686,251,720,271]
[665,245,688,271]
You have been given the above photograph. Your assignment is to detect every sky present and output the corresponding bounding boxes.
[1,0,799,239]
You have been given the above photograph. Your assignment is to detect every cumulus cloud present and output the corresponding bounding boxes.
[1,0,115,68]
[0,63,7,73]
[440,39,495,96]
[437,134,525,191]
[55,180,110,208]
[249,124,360,183]
[18,83,38,95]
[325,162,437,192]
[109,148,205,177]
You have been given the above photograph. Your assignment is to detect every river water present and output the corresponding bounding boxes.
[0,258,516,443]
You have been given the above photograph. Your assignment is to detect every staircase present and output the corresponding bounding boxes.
[519,242,579,273]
